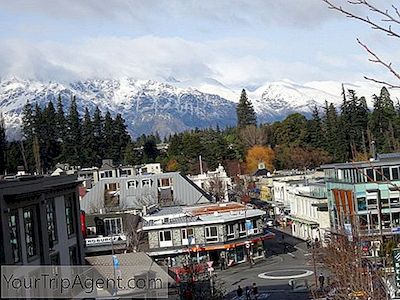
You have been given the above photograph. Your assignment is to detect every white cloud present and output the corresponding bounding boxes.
[1,0,338,27]
[1,35,362,88]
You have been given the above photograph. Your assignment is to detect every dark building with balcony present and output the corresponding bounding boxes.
[0,175,85,265]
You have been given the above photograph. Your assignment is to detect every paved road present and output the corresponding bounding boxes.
[218,229,318,300]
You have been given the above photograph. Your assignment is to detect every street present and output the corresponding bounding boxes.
[218,229,318,300]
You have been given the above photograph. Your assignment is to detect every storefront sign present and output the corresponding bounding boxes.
[393,248,400,288]
[85,235,127,246]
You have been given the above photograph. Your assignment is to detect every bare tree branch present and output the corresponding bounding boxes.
[363,76,400,88]
[348,0,400,25]
[356,38,400,87]
[322,0,400,38]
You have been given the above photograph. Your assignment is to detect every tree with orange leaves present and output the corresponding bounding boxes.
[245,145,274,174]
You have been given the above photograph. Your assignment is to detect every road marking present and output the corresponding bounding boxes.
[258,269,314,280]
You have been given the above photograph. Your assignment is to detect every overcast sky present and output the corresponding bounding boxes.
[0,0,398,90]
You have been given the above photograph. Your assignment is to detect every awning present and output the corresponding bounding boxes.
[190,233,275,252]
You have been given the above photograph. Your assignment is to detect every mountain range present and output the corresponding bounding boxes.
[0,77,394,140]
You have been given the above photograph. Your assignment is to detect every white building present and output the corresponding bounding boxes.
[271,170,325,216]
[135,163,162,175]
[288,184,330,244]
[188,164,232,202]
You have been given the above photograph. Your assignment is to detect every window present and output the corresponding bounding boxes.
[252,219,259,234]
[159,230,172,241]
[120,169,132,176]
[226,224,235,240]
[205,226,218,243]
[391,198,400,208]
[142,178,153,188]
[366,169,374,182]
[8,211,20,263]
[104,183,120,207]
[181,228,194,239]
[376,169,382,181]
[158,178,172,187]
[357,197,367,211]
[239,222,246,237]
[393,167,399,180]
[182,228,195,245]
[100,170,113,178]
[69,246,78,265]
[159,230,173,247]
[104,218,123,235]
[65,195,75,236]
[383,167,390,180]
[368,198,377,209]
[127,180,138,188]
[381,198,390,208]
[46,200,57,248]
[23,208,37,258]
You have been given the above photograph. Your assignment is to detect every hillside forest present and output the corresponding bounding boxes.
[1,86,399,176]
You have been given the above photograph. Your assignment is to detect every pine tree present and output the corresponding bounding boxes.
[307,106,325,149]
[81,107,96,166]
[0,113,6,175]
[103,111,114,160]
[369,87,397,152]
[113,113,131,164]
[92,106,104,165]
[123,142,139,165]
[64,96,82,165]
[41,101,59,171]
[22,101,35,141]
[236,89,256,127]
[323,102,346,161]
[55,95,67,142]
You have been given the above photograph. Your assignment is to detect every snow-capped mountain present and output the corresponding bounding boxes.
[2,77,397,140]
[249,80,341,121]
[0,77,238,139]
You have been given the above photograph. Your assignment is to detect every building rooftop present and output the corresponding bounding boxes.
[142,202,266,229]
[321,153,400,169]
[0,175,80,197]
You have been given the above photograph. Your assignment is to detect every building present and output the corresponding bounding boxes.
[139,202,273,267]
[80,172,212,214]
[188,164,232,201]
[322,153,400,256]
[0,175,85,265]
[136,163,162,175]
[288,183,330,243]
[271,170,325,217]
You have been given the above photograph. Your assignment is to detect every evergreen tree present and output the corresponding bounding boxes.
[307,106,325,149]
[0,113,6,175]
[92,106,104,165]
[323,102,346,161]
[64,96,82,165]
[236,89,256,127]
[143,139,158,163]
[103,111,114,160]
[55,95,67,141]
[41,101,59,170]
[113,113,131,164]
[21,101,35,171]
[369,87,397,152]
[22,101,35,141]
[81,107,96,166]
[123,142,139,165]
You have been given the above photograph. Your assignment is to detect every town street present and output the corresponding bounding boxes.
[219,229,318,300]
